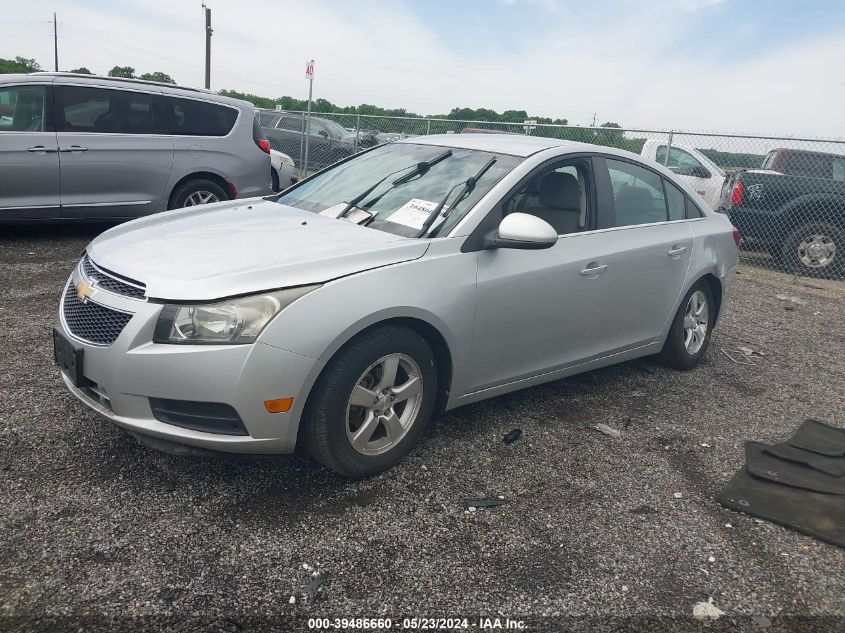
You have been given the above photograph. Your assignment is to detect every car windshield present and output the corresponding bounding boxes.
[276,143,522,237]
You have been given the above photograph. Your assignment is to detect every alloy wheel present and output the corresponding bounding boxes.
[345,353,424,456]
[683,290,709,354]
[185,191,220,206]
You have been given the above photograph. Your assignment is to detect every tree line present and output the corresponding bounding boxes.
[0,57,175,84]
[0,55,766,165]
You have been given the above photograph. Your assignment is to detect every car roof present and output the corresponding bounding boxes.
[401,133,639,159]
[16,72,251,109]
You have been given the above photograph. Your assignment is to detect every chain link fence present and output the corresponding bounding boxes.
[257,108,845,280]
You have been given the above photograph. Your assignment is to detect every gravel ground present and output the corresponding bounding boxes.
[1,225,844,632]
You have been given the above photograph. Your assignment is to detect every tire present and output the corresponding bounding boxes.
[658,281,715,370]
[270,169,280,193]
[168,179,229,210]
[301,325,438,477]
[780,222,843,279]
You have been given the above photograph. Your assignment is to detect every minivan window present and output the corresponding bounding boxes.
[0,85,46,132]
[159,96,237,136]
[55,86,154,134]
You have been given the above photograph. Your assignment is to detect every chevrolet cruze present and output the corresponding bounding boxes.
[54,134,739,476]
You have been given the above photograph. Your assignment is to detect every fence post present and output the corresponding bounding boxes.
[664,131,673,166]
[354,114,360,153]
[298,112,306,179]
[426,119,431,136]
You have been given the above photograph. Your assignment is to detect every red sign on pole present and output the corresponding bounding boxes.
[305,59,315,80]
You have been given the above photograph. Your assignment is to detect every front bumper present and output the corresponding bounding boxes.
[57,272,322,454]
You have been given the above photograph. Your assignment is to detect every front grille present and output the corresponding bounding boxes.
[81,256,146,300]
[62,284,133,346]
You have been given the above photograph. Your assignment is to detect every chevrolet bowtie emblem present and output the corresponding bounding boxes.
[76,280,96,303]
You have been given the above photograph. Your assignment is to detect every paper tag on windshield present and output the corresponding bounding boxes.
[319,203,350,218]
[388,199,448,230]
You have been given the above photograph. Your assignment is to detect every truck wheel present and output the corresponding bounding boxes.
[781,222,843,278]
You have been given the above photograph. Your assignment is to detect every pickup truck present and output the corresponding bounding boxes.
[641,139,726,209]
[718,148,845,277]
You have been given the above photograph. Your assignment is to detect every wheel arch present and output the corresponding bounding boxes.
[302,314,455,423]
[697,272,723,323]
[167,171,234,209]
[776,194,845,238]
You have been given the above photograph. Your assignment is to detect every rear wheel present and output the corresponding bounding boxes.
[659,281,714,370]
[301,325,437,477]
[780,222,843,278]
[168,179,228,210]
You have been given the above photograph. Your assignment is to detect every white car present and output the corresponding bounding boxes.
[641,139,726,209]
[270,149,298,192]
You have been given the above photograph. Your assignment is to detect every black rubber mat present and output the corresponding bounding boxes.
[786,419,845,457]
[746,442,845,495]
[717,467,845,548]
[764,442,845,477]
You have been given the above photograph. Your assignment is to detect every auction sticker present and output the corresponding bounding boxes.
[388,199,447,230]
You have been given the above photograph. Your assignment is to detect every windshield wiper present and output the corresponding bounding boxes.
[414,156,497,238]
[337,149,453,219]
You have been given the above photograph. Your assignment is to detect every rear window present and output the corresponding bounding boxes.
[158,96,238,136]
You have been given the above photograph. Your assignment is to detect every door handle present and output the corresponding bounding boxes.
[26,146,59,153]
[580,263,608,276]
[59,145,88,152]
[667,245,688,257]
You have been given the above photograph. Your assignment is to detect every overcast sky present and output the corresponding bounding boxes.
[2,0,844,137]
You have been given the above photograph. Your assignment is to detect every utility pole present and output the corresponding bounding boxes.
[202,4,212,89]
[53,12,58,71]
[591,113,596,127]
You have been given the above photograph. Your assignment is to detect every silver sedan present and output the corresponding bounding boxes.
[54,134,739,476]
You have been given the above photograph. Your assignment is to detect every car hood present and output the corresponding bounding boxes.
[87,199,429,301]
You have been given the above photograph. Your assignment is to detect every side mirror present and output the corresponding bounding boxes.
[674,165,711,179]
[484,212,558,250]
[317,130,328,138]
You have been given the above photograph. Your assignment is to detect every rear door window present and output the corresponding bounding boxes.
[664,179,686,221]
[0,85,47,132]
[55,86,154,134]
[606,159,668,226]
[157,96,238,136]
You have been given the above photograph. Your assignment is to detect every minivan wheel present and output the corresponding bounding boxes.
[169,179,229,210]
[780,222,843,278]
[301,325,437,478]
[658,281,715,370]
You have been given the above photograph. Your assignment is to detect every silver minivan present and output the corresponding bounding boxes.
[0,72,272,222]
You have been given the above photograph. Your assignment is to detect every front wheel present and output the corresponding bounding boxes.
[659,281,715,370]
[301,325,438,477]
[780,222,843,278]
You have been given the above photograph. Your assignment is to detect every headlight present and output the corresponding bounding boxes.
[153,285,319,344]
